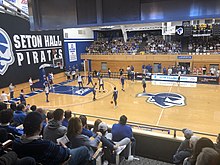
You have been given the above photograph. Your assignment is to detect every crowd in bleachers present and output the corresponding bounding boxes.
[86,36,142,54]
[86,34,182,55]
[86,31,220,55]
[0,102,136,165]
[187,37,220,53]
[142,35,182,54]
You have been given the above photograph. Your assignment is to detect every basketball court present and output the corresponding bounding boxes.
[3,72,220,137]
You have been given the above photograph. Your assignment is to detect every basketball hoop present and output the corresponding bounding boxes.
[53,58,64,69]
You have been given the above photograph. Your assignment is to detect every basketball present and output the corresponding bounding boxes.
[110,101,113,104]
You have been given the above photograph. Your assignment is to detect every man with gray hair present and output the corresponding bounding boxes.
[173,128,194,164]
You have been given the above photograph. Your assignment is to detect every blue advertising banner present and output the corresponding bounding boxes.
[177,56,192,59]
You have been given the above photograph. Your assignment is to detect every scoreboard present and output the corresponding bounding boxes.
[191,24,212,37]
[176,24,220,37]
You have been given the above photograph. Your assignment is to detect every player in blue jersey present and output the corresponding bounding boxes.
[92,83,97,101]
[120,74,125,91]
[112,87,118,108]
[86,72,94,86]
[20,89,26,105]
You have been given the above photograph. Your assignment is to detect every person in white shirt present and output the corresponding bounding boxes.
[77,73,84,89]
[1,91,9,102]
[29,77,34,92]
[168,68,172,76]
[216,69,220,77]
[45,84,50,102]
[210,67,215,76]
[9,83,15,99]
[99,76,105,92]
[127,66,131,80]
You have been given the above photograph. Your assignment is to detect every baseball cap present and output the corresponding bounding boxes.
[98,122,108,132]
[182,128,193,139]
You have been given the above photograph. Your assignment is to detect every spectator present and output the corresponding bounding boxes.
[79,115,93,138]
[112,115,136,157]
[46,111,54,121]
[13,112,90,165]
[10,102,17,111]
[0,102,7,111]
[0,109,23,136]
[196,147,220,165]
[62,110,72,127]
[183,137,214,165]
[98,122,112,140]
[30,105,37,112]
[173,129,194,164]
[0,127,8,143]
[98,122,130,148]
[13,104,26,126]
[66,117,101,157]
[0,151,36,165]
[43,109,67,143]
[91,119,102,134]
[215,133,220,153]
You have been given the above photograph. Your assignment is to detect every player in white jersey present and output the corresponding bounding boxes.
[77,73,84,89]
[9,83,15,99]
[1,91,9,102]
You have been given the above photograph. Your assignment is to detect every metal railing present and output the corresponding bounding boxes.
[71,112,218,140]
[0,0,29,20]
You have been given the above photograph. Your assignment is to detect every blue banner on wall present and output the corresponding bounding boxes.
[177,56,192,59]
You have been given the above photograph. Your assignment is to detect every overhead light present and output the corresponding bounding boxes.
[100,26,115,29]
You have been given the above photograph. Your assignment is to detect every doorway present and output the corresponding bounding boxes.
[178,62,190,74]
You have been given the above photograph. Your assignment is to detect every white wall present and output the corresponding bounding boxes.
[63,28,94,39]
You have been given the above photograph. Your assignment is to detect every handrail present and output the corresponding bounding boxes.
[0,0,29,20]
[71,112,218,139]
[81,52,220,55]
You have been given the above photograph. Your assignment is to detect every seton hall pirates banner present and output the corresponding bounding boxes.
[0,13,64,88]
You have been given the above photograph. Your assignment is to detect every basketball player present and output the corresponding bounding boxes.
[9,83,15,99]
[112,87,118,108]
[87,72,94,86]
[77,73,84,89]
[120,74,125,91]
[1,91,9,103]
[43,77,49,87]
[29,77,34,91]
[98,76,105,92]
[131,70,135,82]
[20,89,26,105]
[48,72,54,88]
[92,83,97,101]
[45,84,50,102]
[108,68,111,78]
[142,76,146,93]
[178,70,181,83]
[72,70,76,80]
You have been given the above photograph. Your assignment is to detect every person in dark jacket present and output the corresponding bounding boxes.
[13,104,26,126]
[0,151,36,165]
[13,112,89,165]
[0,109,23,136]
[62,110,72,127]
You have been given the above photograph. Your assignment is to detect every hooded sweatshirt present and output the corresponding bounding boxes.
[43,120,67,143]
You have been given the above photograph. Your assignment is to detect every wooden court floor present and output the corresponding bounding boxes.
[2,73,220,136]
